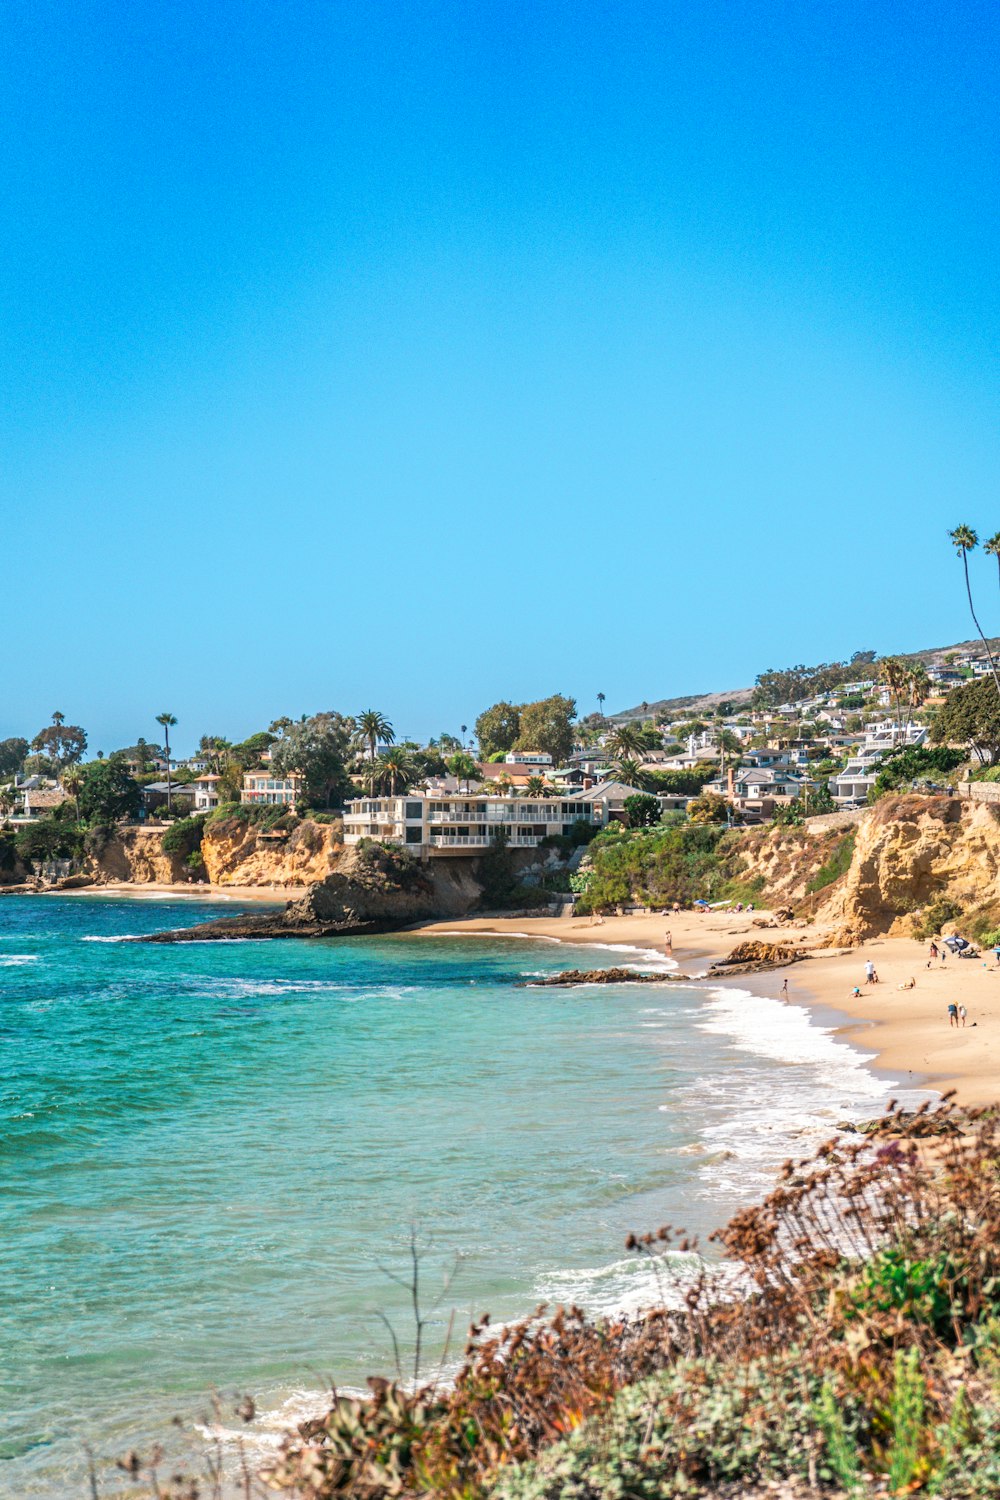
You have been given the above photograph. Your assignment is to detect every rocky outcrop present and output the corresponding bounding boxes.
[827,795,1000,944]
[140,845,483,943]
[709,940,806,975]
[88,827,189,884]
[199,815,343,887]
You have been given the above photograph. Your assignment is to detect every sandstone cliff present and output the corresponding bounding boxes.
[199,815,343,887]
[86,816,344,889]
[88,827,189,885]
[823,795,1000,944]
[142,844,483,942]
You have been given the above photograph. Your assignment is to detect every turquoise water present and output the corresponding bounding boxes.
[1,895,913,1496]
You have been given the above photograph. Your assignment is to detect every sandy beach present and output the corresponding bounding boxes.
[46,880,289,903]
[415,908,1000,1108]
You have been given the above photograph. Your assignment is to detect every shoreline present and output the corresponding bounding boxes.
[33,881,290,904]
[411,908,1000,1109]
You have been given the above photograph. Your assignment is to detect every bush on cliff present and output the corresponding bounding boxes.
[577,822,749,910]
[160,814,206,860]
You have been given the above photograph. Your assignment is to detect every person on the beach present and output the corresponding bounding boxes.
[928,940,939,962]
[899,977,915,989]
[864,960,876,985]
[948,1002,959,1028]
[781,978,789,998]
[959,1004,968,1027]
[664,931,672,955]
[850,985,861,997]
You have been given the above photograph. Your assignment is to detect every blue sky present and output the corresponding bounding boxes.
[3,1,999,754]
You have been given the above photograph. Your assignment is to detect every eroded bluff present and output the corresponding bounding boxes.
[140,846,482,942]
[826,794,1000,943]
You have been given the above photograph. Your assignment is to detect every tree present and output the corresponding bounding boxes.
[870,744,965,799]
[269,712,354,808]
[674,719,708,741]
[432,732,462,755]
[950,525,1000,701]
[715,728,743,777]
[606,723,646,760]
[623,793,660,828]
[155,712,177,811]
[0,738,28,778]
[515,694,576,764]
[31,712,87,766]
[375,748,418,796]
[357,710,394,764]
[524,775,552,798]
[597,692,606,717]
[907,664,931,714]
[61,765,84,821]
[475,701,521,758]
[929,676,1000,764]
[0,782,20,819]
[985,532,1000,594]
[878,657,908,733]
[77,753,141,825]
[446,752,479,792]
[687,792,730,825]
[198,734,231,772]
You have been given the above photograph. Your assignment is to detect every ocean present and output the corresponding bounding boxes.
[0,893,922,1497]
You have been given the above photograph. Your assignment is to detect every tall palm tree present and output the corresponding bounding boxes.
[906,664,931,715]
[357,710,394,764]
[950,525,1000,701]
[155,712,177,811]
[597,692,606,718]
[877,658,907,735]
[61,765,84,822]
[612,755,644,787]
[606,723,645,760]
[524,775,548,798]
[446,752,479,792]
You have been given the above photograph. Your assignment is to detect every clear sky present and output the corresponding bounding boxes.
[3,1,999,754]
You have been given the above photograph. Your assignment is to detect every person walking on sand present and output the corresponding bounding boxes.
[781,978,789,998]
[948,1002,959,1028]
[959,1004,968,1027]
[664,931,672,956]
[929,940,939,962]
[864,960,876,985]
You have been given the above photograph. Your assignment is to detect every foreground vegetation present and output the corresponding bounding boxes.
[107,1099,1000,1498]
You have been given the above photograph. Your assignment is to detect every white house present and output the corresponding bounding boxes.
[503,751,553,767]
[193,774,223,812]
[343,791,607,856]
[241,771,303,807]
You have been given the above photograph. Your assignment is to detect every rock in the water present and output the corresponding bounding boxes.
[529,967,680,986]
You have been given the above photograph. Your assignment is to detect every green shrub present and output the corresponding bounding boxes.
[806,832,855,893]
[914,897,964,939]
[160,814,206,859]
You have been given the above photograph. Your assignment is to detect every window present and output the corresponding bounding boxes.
[405,826,422,843]
[405,802,422,820]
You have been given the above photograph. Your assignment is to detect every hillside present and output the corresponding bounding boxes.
[611,634,1000,720]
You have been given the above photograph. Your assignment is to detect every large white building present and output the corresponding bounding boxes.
[343,792,603,855]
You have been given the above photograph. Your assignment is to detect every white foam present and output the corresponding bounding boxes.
[81,934,142,942]
[0,954,38,966]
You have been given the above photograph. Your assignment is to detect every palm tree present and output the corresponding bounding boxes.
[597,692,606,718]
[155,712,177,812]
[906,664,931,715]
[61,765,84,822]
[877,658,907,735]
[606,723,645,760]
[612,755,644,787]
[376,748,416,796]
[446,752,479,792]
[357,710,394,764]
[524,775,548,798]
[950,525,1000,701]
[0,782,19,820]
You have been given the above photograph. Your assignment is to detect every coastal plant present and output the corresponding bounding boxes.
[949,527,1000,704]
[806,831,855,893]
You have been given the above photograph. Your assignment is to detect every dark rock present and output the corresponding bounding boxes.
[529,967,684,986]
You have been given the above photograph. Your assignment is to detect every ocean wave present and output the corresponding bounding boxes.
[80,934,142,942]
[535,1250,702,1318]
[0,954,39,965]
[686,985,933,1201]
